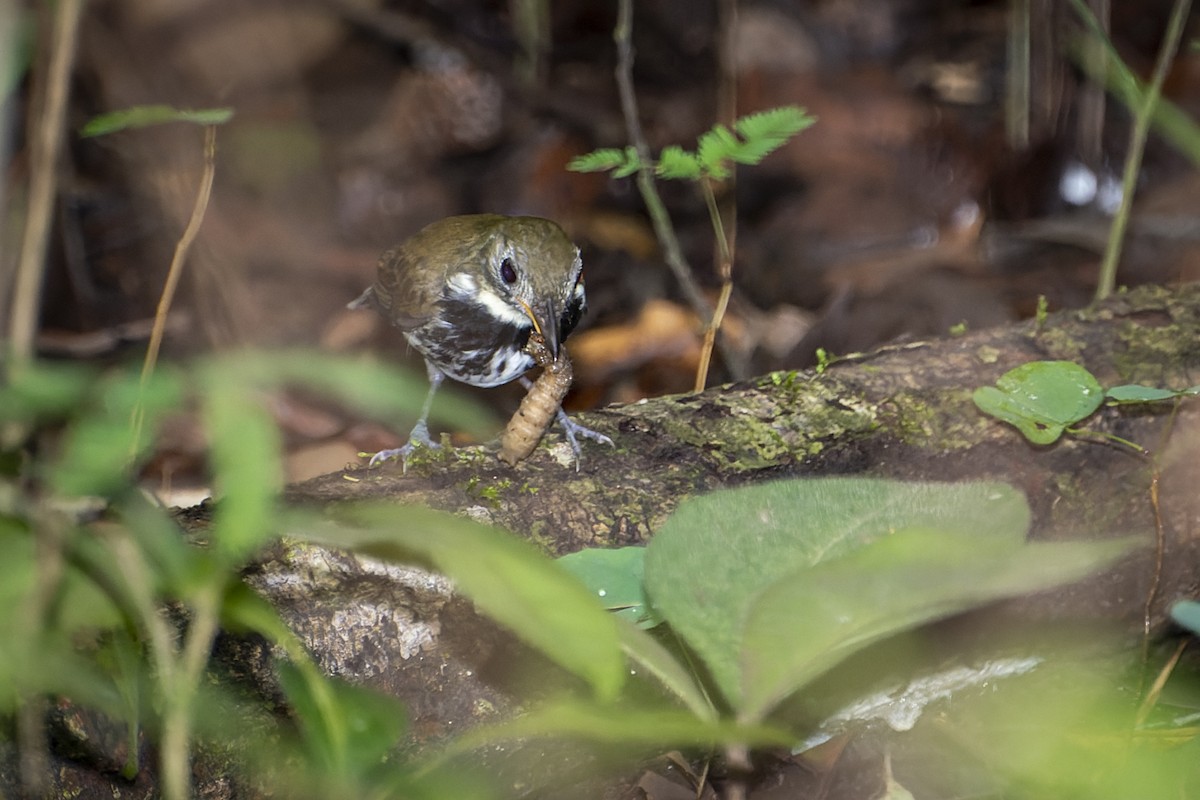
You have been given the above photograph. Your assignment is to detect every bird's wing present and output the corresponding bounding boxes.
[371,245,437,331]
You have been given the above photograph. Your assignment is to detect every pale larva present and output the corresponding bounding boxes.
[498,332,574,466]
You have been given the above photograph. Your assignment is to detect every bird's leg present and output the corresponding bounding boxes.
[368,362,444,470]
[518,376,614,470]
[554,408,615,472]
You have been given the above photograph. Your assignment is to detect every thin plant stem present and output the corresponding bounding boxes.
[108,533,186,799]
[1069,0,1200,167]
[1134,634,1187,729]
[109,531,226,800]
[8,0,83,367]
[1076,0,1108,165]
[695,0,741,392]
[1005,0,1031,150]
[696,180,733,390]
[722,741,752,800]
[612,0,705,319]
[612,0,745,384]
[1081,0,1191,301]
[161,582,223,800]
[16,510,70,797]
[9,2,84,788]
[130,124,219,460]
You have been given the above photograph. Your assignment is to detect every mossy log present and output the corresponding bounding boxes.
[292,281,1200,574]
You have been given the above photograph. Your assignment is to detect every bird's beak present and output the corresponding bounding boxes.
[521,297,560,360]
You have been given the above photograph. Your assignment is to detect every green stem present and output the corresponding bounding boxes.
[695,180,735,390]
[109,532,223,800]
[1066,426,1149,456]
[612,0,746,382]
[1077,0,1192,301]
[131,124,218,461]
[158,582,223,800]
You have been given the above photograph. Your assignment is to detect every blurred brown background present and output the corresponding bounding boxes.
[4,0,1199,488]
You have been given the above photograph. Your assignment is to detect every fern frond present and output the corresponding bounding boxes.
[729,106,815,165]
[567,146,642,176]
[656,146,703,180]
[696,126,738,179]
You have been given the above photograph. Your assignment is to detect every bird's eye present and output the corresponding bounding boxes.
[500,257,518,285]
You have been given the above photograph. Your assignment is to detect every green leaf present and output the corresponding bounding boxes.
[0,522,37,629]
[433,697,794,762]
[567,146,642,177]
[973,361,1104,444]
[80,105,234,137]
[0,629,129,716]
[731,106,815,164]
[739,528,1135,720]
[695,126,738,179]
[616,619,715,720]
[212,350,495,440]
[1170,600,1200,635]
[566,147,629,172]
[1105,384,1185,404]
[656,145,703,180]
[278,662,407,776]
[201,378,282,562]
[643,478,1030,709]
[297,504,626,701]
[556,546,662,628]
[50,368,183,497]
[0,360,95,422]
[611,146,643,178]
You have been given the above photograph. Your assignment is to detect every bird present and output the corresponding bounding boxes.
[350,214,612,469]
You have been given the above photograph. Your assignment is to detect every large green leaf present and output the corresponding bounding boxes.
[50,368,182,497]
[557,546,662,628]
[278,661,407,776]
[201,379,282,563]
[0,360,95,422]
[973,361,1104,444]
[643,478,1030,707]
[298,505,626,702]
[432,697,794,763]
[615,618,715,721]
[211,350,495,440]
[738,528,1135,720]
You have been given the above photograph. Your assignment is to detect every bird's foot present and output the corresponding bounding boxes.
[367,421,441,471]
[554,410,614,471]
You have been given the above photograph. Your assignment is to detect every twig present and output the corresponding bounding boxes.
[693,0,740,391]
[129,124,219,460]
[1078,0,1191,301]
[8,0,84,365]
[612,0,746,384]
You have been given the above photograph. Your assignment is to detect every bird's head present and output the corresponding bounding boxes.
[472,216,585,358]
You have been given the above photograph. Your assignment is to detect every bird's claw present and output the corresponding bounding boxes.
[555,410,614,471]
[366,421,441,471]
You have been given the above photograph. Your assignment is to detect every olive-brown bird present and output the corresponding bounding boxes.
[351,214,611,468]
